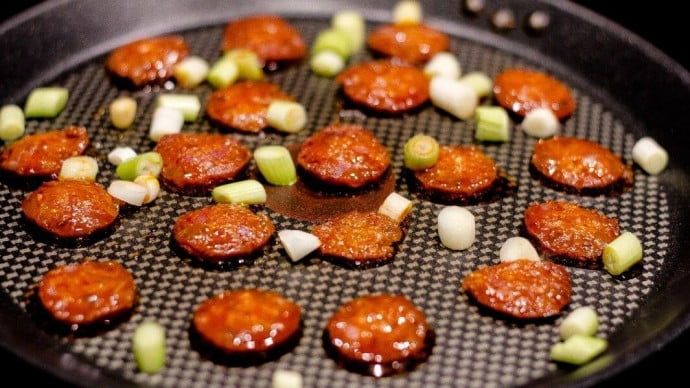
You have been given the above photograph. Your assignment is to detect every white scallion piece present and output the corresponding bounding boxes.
[499,237,540,262]
[521,107,560,138]
[424,52,461,80]
[267,101,307,133]
[272,369,304,388]
[437,206,475,250]
[378,192,413,223]
[24,87,69,118]
[207,57,239,89]
[310,51,346,78]
[173,55,210,88]
[429,77,478,120]
[108,180,148,206]
[278,230,322,263]
[212,179,266,205]
[560,307,599,340]
[133,321,166,373]
[459,72,493,98]
[224,49,264,81]
[109,96,137,129]
[550,335,608,365]
[331,11,365,53]
[134,175,160,205]
[393,0,423,25]
[116,152,163,181]
[156,94,201,122]
[149,107,184,142]
[632,137,669,175]
[602,232,643,276]
[108,146,137,166]
[312,29,352,59]
[0,104,25,141]
[254,145,297,186]
[475,106,510,142]
[59,156,99,182]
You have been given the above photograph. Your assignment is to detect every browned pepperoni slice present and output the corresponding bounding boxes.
[297,124,391,189]
[462,259,571,319]
[325,294,432,376]
[531,136,632,192]
[222,15,307,62]
[312,211,402,267]
[413,146,499,201]
[206,81,292,132]
[106,36,189,87]
[524,201,619,262]
[493,69,576,119]
[38,261,136,325]
[22,180,119,239]
[336,61,429,113]
[155,133,251,194]
[0,126,89,179]
[367,24,449,65]
[173,204,274,264]
[193,289,301,354]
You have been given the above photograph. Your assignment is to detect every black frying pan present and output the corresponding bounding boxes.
[1,1,689,387]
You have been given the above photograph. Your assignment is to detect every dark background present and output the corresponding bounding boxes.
[0,1,686,386]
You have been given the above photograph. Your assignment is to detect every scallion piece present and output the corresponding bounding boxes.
[107,146,137,166]
[278,230,322,263]
[393,0,423,25]
[224,49,264,81]
[475,106,510,142]
[602,232,643,276]
[24,87,69,118]
[116,152,163,181]
[424,52,461,80]
[438,206,475,250]
[521,107,560,138]
[272,369,304,388]
[254,145,297,186]
[331,11,365,53]
[212,179,266,205]
[404,134,440,170]
[109,96,137,129]
[208,57,239,89]
[378,192,413,223]
[560,307,599,340]
[156,94,201,122]
[499,236,540,262]
[134,175,161,205]
[173,55,210,88]
[149,107,184,142]
[550,335,607,365]
[310,51,346,78]
[133,321,166,373]
[459,72,493,98]
[108,180,148,206]
[632,137,669,175]
[429,77,478,120]
[59,156,99,182]
[0,104,25,141]
[311,29,352,59]
[266,101,307,133]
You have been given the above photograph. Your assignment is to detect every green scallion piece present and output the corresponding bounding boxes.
[266,101,307,133]
[116,152,163,181]
[560,307,599,340]
[224,49,264,81]
[404,134,440,170]
[156,94,201,122]
[603,232,643,276]
[474,106,510,142]
[0,104,25,141]
[311,29,352,59]
[109,96,137,129]
[459,72,493,98]
[208,57,239,89]
[24,87,69,118]
[254,145,297,186]
[331,11,365,53]
[309,51,345,78]
[550,335,608,365]
[212,179,266,205]
[133,321,166,373]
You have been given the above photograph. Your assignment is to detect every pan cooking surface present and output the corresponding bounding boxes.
[0,19,670,387]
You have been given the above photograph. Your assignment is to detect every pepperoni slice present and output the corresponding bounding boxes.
[531,136,632,192]
[413,146,499,201]
[297,124,391,189]
[367,24,450,65]
[312,211,402,268]
[325,294,432,376]
[222,15,307,62]
[173,204,274,264]
[206,81,292,132]
[462,259,571,319]
[22,180,119,239]
[524,201,619,262]
[38,261,136,325]
[193,289,301,354]
[106,36,189,87]
[0,126,89,179]
[336,61,429,113]
[493,69,576,119]
[155,133,251,194]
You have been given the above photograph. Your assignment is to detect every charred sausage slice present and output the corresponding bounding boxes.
[206,81,292,132]
[222,15,307,62]
[106,36,189,87]
[493,69,576,119]
[367,24,449,65]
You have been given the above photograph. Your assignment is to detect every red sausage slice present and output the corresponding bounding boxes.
[462,259,571,319]
[297,124,391,189]
[532,136,632,192]
[222,15,307,62]
[173,204,275,264]
[206,81,292,132]
[493,69,576,119]
[325,294,432,376]
[367,24,449,65]
[22,180,119,239]
[106,36,189,87]
[336,61,429,113]
[524,201,619,262]
[155,133,251,194]
[38,261,136,325]
[193,289,301,354]
[0,126,89,179]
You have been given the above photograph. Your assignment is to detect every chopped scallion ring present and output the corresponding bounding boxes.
[475,106,510,142]
[429,77,478,120]
[133,321,166,373]
[424,52,461,80]
[393,0,423,25]
[271,369,304,388]
[173,55,210,88]
[521,107,560,138]
[156,94,201,122]
[404,134,440,170]
[149,107,184,142]
[602,232,643,276]
[24,87,69,118]
[437,206,475,250]
[109,96,137,129]
[550,335,607,365]
[459,71,493,98]
[224,49,264,81]
[311,29,352,59]
[212,179,266,205]
[378,192,413,223]
[59,156,99,182]
[499,237,540,262]
[208,57,239,89]
[266,101,307,133]
[116,152,163,181]
[0,104,25,141]
[108,146,137,166]
[331,11,365,53]
[310,51,345,78]
[278,230,322,263]
[134,175,161,205]
[632,137,669,175]
[560,307,599,340]
[254,145,297,186]
[108,180,148,206]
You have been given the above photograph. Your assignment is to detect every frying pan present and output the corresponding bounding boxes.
[1,0,689,386]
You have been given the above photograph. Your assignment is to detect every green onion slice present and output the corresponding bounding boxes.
[24,87,69,118]
[550,335,607,365]
[212,179,266,205]
[208,57,239,89]
[331,11,365,53]
[156,94,201,122]
[404,134,440,170]
[0,104,25,141]
[224,49,264,81]
[266,101,307,133]
[254,145,297,186]
[109,97,137,129]
[602,232,643,276]
[133,321,166,373]
[116,152,163,181]
[311,29,352,59]
[310,51,345,78]
[475,106,510,142]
